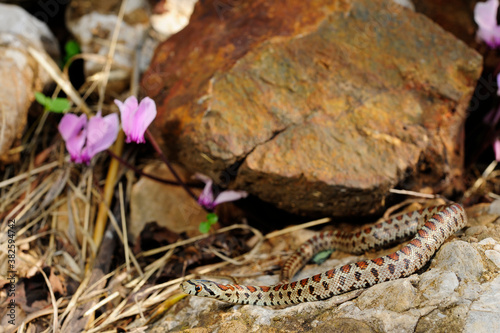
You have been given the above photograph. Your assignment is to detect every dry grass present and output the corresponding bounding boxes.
[0,151,333,331]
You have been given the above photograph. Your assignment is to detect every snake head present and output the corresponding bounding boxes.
[180,279,217,297]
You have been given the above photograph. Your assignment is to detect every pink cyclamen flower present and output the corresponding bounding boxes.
[482,74,500,125]
[497,73,500,96]
[58,112,119,164]
[195,173,248,210]
[474,0,500,48]
[494,138,500,161]
[114,96,157,144]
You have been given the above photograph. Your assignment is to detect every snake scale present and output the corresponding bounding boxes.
[180,203,467,306]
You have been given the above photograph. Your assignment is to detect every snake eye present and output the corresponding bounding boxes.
[195,285,203,293]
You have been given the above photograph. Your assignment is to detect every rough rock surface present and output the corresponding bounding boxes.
[152,208,500,332]
[0,4,58,163]
[143,0,482,216]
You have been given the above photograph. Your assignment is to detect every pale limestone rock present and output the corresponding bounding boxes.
[357,276,419,312]
[463,276,500,333]
[431,241,484,281]
[418,269,459,307]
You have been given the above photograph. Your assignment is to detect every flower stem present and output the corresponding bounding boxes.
[145,129,207,211]
[93,130,125,249]
[106,149,199,187]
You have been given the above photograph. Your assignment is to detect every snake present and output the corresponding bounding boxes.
[180,203,467,306]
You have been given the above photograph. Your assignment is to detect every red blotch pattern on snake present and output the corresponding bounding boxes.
[180,204,467,306]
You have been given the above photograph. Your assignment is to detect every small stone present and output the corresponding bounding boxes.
[465,226,486,237]
[478,238,497,246]
[488,199,500,215]
[484,250,500,268]
[150,0,197,36]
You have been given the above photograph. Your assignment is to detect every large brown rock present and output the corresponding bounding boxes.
[129,163,206,239]
[142,0,482,216]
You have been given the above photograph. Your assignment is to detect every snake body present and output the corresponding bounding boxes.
[180,204,467,306]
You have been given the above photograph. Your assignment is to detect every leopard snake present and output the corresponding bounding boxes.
[180,203,467,306]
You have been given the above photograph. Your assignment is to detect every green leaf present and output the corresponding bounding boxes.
[199,221,211,234]
[63,40,81,64]
[206,213,218,224]
[199,213,219,233]
[47,97,71,113]
[35,92,50,108]
[311,249,335,265]
[34,92,70,113]
[65,40,81,57]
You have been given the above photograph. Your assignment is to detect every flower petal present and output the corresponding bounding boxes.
[115,96,156,143]
[198,182,215,209]
[477,26,500,48]
[475,0,498,29]
[58,113,87,162]
[129,97,156,143]
[83,112,119,162]
[115,96,138,143]
[66,128,87,163]
[195,173,215,209]
[58,113,87,141]
[494,138,500,161]
[198,196,215,210]
[194,173,213,184]
[497,73,500,96]
[213,190,248,206]
[475,0,500,47]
